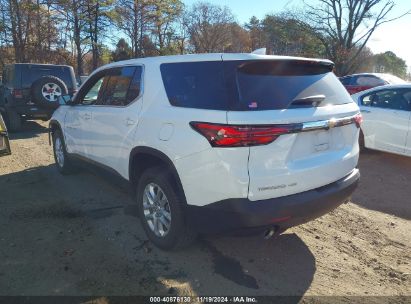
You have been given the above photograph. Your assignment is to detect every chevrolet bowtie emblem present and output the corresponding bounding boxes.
[328,119,337,128]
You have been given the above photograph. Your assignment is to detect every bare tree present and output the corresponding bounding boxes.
[224,23,251,53]
[2,0,28,62]
[84,0,113,69]
[245,16,265,51]
[113,0,153,57]
[185,2,234,53]
[174,14,190,54]
[51,0,89,76]
[113,0,182,57]
[305,0,410,75]
[149,0,183,55]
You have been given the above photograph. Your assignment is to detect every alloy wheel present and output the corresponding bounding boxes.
[143,182,172,237]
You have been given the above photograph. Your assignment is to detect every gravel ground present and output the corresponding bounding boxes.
[0,121,410,301]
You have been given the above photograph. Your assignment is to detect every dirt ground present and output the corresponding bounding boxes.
[0,121,410,300]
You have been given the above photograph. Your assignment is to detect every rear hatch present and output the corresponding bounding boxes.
[222,54,360,201]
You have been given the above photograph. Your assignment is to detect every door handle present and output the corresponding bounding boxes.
[125,118,136,126]
[361,109,371,113]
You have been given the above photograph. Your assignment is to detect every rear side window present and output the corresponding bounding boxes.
[161,60,348,111]
[160,62,227,110]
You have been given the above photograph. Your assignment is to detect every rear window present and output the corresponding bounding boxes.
[380,74,407,85]
[160,60,348,111]
[354,75,385,86]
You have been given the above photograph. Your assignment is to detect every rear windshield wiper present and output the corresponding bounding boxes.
[290,95,326,108]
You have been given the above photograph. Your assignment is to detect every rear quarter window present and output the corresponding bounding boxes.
[354,76,385,86]
[339,77,351,86]
[160,61,227,110]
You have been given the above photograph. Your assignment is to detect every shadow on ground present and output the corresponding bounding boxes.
[198,234,315,295]
[353,149,411,220]
[0,165,316,298]
[8,120,49,140]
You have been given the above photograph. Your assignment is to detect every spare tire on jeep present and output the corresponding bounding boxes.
[31,76,68,109]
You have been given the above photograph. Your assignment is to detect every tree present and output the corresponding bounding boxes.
[373,51,407,78]
[84,0,113,70]
[0,0,64,65]
[348,46,374,73]
[304,0,410,75]
[112,38,132,61]
[113,0,153,57]
[224,23,251,53]
[262,14,324,57]
[1,0,30,62]
[185,2,235,53]
[245,16,264,51]
[51,0,89,76]
[149,0,183,55]
[112,0,183,57]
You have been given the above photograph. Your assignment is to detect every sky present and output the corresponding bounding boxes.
[182,0,411,72]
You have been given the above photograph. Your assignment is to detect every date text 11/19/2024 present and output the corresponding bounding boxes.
[149,296,257,303]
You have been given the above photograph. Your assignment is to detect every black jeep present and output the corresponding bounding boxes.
[0,63,77,131]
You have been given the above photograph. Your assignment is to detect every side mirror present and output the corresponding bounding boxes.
[58,94,74,105]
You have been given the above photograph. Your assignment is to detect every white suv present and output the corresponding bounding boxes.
[50,53,361,250]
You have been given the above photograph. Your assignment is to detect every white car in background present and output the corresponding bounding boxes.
[352,84,411,156]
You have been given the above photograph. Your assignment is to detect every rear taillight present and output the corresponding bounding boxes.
[191,113,362,148]
[353,113,363,128]
[190,122,291,147]
[12,89,23,98]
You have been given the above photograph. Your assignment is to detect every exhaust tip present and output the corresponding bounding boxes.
[264,227,277,240]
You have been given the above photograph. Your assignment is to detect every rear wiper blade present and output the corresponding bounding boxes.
[290,95,326,108]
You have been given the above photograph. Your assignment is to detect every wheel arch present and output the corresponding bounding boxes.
[129,146,186,203]
[48,119,63,145]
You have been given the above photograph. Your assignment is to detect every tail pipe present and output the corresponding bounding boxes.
[263,226,281,240]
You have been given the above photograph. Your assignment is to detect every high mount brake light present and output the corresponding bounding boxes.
[190,122,291,147]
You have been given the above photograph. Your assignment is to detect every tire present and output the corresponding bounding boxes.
[4,109,22,132]
[136,166,197,250]
[31,76,68,109]
[52,129,76,174]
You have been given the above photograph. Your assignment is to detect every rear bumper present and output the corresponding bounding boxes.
[186,169,360,235]
[5,104,53,118]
